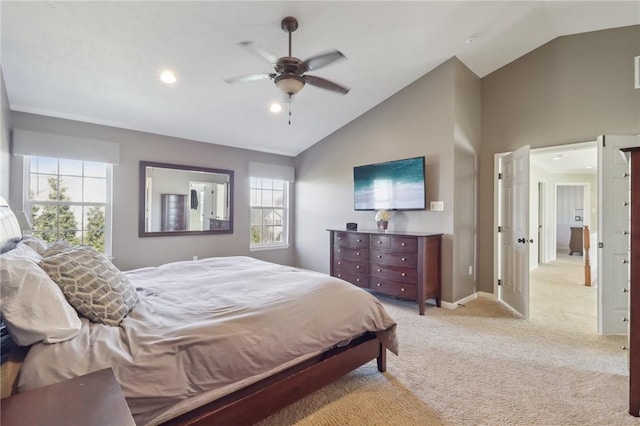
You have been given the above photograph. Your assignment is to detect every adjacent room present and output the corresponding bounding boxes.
[1,2,639,425]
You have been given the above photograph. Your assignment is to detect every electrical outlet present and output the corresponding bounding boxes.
[192,255,198,261]
[468,265,473,275]
[430,201,444,211]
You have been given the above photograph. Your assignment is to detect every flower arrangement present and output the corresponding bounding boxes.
[375,209,391,222]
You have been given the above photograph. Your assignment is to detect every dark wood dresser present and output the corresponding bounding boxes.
[328,229,442,315]
[622,146,639,417]
[161,194,187,231]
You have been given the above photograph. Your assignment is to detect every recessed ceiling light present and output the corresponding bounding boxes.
[466,35,476,45]
[553,154,564,160]
[160,70,176,84]
[270,102,282,113]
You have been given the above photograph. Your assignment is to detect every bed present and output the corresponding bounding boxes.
[0,198,398,425]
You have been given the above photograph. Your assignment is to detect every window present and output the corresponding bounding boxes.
[24,156,112,254]
[250,177,289,250]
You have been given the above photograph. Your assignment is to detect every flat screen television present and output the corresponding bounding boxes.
[353,156,426,210]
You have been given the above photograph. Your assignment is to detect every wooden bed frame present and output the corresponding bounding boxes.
[0,197,388,425]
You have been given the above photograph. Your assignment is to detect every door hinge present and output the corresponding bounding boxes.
[498,279,502,286]
[498,172,503,179]
[598,242,604,248]
[602,135,606,147]
[498,226,502,233]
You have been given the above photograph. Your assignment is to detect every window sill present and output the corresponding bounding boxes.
[250,244,290,252]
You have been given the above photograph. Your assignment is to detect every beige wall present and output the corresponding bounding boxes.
[530,162,598,267]
[8,112,296,270]
[478,25,640,293]
[0,70,10,200]
[294,57,481,304]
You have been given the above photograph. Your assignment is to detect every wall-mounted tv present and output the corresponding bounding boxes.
[353,156,426,211]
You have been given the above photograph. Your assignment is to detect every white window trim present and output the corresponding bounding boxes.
[249,180,290,251]
[23,156,113,256]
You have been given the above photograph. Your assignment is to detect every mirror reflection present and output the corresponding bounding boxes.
[140,161,234,236]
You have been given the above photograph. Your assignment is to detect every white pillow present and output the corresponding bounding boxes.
[0,246,82,346]
[17,235,48,255]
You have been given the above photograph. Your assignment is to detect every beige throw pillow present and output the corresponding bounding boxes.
[40,246,139,326]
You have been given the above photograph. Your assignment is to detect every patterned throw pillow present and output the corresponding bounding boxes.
[40,246,139,326]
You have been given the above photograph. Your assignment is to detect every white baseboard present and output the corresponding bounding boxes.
[441,291,496,309]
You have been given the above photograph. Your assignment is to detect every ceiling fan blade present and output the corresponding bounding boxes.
[299,50,346,73]
[238,41,278,65]
[303,75,350,95]
[224,73,274,84]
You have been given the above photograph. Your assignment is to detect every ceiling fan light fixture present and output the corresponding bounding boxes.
[275,75,305,95]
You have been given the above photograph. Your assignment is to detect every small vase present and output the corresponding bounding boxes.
[377,220,388,231]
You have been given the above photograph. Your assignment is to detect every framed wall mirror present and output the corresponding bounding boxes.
[139,161,234,237]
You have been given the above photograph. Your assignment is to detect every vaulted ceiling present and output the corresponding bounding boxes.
[2,1,638,156]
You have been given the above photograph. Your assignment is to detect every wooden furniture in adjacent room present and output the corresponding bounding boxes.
[328,229,442,315]
[622,146,639,417]
[0,368,135,426]
[209,218,230,230]
[161,193,187,231]
[569,226,583,255]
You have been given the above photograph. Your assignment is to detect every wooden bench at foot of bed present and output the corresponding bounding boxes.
[163,332,386,426]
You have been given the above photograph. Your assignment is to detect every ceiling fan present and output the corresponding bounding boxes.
[224,16,350,98]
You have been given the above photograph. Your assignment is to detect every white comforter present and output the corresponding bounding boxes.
[18,256,398,425]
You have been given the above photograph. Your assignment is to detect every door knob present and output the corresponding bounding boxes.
[528,239,534,243]
[517,238,526,243]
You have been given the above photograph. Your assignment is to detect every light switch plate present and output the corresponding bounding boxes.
[430,201,444,211]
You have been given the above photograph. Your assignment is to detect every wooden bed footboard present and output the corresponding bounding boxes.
[163,333,386,426]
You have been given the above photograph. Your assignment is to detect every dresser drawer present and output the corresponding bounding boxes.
[370,279,417,300]
[333,271,369,288]
[371,263,417,284]
[391,236,418,253]
[334,246,369,260]
[370,250,417,268]
[370,235,391,249]
[334,258,370,275]
[334,232,368,248]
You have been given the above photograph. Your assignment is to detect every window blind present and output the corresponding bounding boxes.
[12,129,120,165]
[248,161,294,182]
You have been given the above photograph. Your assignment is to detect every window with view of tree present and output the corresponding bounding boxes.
[25,156,112,254]
[250,177,288,248]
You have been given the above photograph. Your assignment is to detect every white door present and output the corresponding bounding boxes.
[499,145,531,317]
[597,135,640,334]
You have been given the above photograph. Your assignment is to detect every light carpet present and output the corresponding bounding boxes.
[259,258,637,426]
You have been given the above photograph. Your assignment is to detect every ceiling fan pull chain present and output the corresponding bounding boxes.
[288,95,292,125]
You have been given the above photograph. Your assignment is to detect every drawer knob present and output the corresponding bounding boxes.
[401,288,405,292]
[623,317,629,322]
[377,255,382,258]
[337,274,342,277]
[378,241,383,244]
[338,237,342,240]
[401,257,406,261]
[377,283,382,287]
[356,265,361,269]
[401,242,406,246]
[338,249,343,253]
[623,288,629,293]
[377,269,382,272]
[401,273,406,277]
[357,239,362,243]
[623,230,630,235]
[356,278,361,282]
[356,252,360,256]
[338,261,342,265]
[623,259,629,264]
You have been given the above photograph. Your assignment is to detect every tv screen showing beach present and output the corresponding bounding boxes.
[353,157,426,210]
